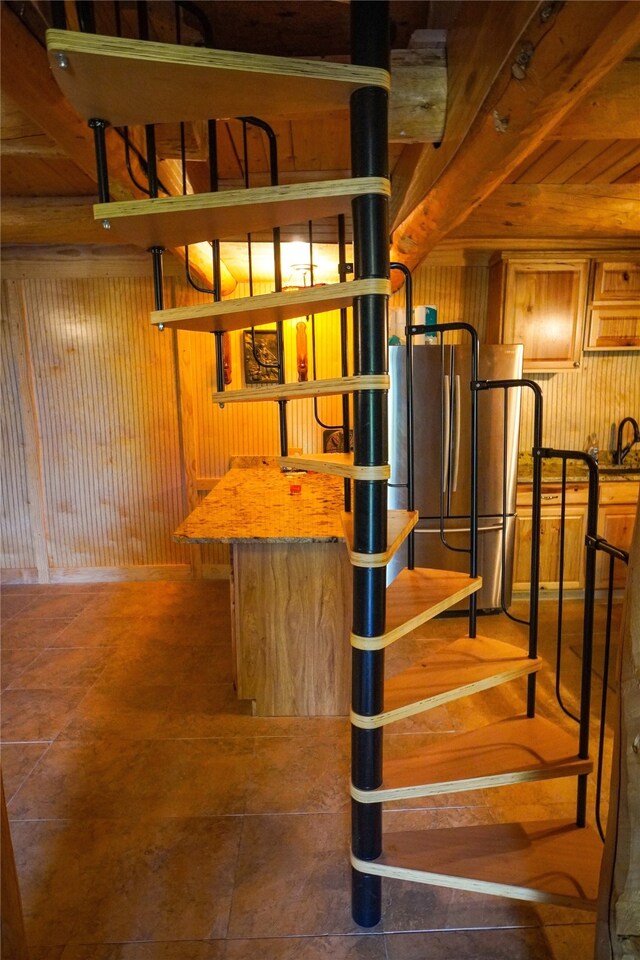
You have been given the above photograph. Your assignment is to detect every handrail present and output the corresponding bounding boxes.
[588,535,629,842]
[537,447,599,827]
[476,378,543,716]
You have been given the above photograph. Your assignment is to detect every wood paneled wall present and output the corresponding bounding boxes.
[1,247,638,582]
[518,354,640,454]
[1,251,349,582]
[1,253,194,582]
[398,263,489,342]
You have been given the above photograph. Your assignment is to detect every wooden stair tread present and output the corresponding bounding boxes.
[151,279,391,333]
[352,819,601,910]
[211,374,388,404]
[278,453,390,481]
[46,30,390,126]
[341,510,419,567]
[351,567,482,650]
[352,715,590,802]
[93,177,389,248]
[351,636,541,728]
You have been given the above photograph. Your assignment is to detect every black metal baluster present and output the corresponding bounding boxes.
[88,119,110,203]
[596,552,616,841]
[75,1,96,33]
[577,454,599,826]
[51,2,67,29]
[554,458,579,722]
[528,386,544,717]
[150,246,164,313]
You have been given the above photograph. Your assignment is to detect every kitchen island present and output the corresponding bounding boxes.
[174,463,351,716]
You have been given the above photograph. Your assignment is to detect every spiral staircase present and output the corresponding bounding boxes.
[45,1,602,928]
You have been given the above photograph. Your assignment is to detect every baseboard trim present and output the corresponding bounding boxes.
[0,564,230,584]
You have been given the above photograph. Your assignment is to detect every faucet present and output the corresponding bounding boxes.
[614,416,640,464]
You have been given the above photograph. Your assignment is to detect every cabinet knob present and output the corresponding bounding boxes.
[573,361,581,367]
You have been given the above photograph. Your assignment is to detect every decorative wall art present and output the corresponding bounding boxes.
[243,328,280,384]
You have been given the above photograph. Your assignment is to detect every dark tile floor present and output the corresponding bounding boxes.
[1,580,616,958]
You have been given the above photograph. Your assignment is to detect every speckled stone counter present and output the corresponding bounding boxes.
[175,465,351,717]
[174,466,345,544]
[517,451,640,484]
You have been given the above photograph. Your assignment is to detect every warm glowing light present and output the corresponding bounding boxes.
[219,240,349,286]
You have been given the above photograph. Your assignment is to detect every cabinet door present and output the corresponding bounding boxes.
[503,259,589,372]
[514,504,587,591]
[595,504,637,589]
[585,304,640,350]
[593,260,640,300]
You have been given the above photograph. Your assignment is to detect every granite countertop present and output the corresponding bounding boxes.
[517,451,640,484]
[174,465,345,544]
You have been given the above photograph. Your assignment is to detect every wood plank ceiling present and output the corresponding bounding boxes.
[1,0,639,286]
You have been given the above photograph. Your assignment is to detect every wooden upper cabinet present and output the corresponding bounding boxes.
[584,257,640,351]
[592,260,640,300]
[487,255,589,372]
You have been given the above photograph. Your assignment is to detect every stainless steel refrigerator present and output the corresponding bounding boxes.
[388,342,523,612]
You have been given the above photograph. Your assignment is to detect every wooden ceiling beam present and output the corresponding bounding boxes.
[0,5,236,294]
[390,0,541,229]
[391,1,640,280]
[448,184,640,240]
[0,92,67,158]
[1,196,126,244]
[549,60,640,140]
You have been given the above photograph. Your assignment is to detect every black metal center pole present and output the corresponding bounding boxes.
[350,0,389,929]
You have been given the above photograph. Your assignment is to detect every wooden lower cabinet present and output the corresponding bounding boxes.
[514,481,638,593]
[230,540,352,716]
[596,482,639,589]
[514,499,588,591]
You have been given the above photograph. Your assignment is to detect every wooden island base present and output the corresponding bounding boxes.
[174,464,352,716]
[231,541,352,716]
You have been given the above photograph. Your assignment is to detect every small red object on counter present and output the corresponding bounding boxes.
[289,483,302,495]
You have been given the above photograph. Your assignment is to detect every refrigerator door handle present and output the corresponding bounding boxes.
[451,374,461,492]
[442,373,451,495]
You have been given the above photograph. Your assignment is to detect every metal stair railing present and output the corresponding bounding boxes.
[589,535,629,841]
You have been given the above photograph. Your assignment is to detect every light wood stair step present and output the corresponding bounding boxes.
[351,567,482,651]
[352,819,601,910]
[351,636,541,729]
[351,715,591,802]
[93,177,390,248]
[151,279,391,333]
[341,510,419,567]
[211,374,388,404]
[277,453,390,481]
[46,29,390,127]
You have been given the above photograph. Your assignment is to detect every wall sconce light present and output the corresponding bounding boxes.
[222,332,232,385]
[296,321,308,382]
[284,263,316,291]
